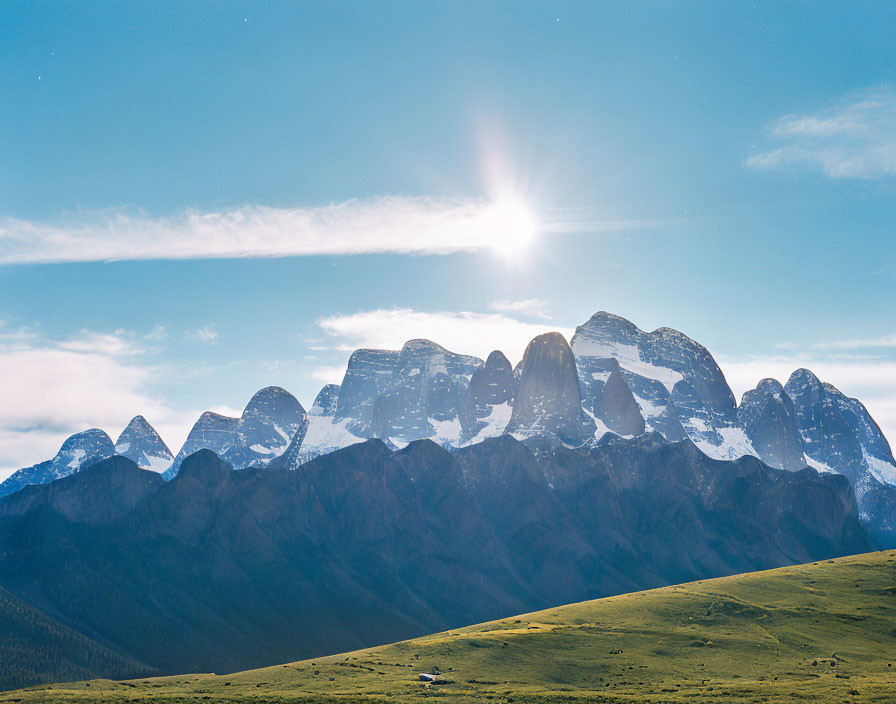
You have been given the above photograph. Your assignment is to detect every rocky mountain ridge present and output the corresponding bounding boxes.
[3,310,894,536]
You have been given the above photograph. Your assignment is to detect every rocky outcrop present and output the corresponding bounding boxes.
[310,384,340,417]
[737,379,806,471]
[784,368,896,510]
[334,349,401,437]
[507,332,593,444]
[785,369,869,485]
[163,387,307,479]
[114,416,173,472]
[462,350,516,442]
[571,312,739,456]
[591,362,646,437]
[371,339,482,442]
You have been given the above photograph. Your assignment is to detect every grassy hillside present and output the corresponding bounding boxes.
[3,550,894,703]
[0,586,153,691]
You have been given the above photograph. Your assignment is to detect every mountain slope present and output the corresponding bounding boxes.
[0,455,162,525]
[0,585,153,692]
[0,437,873,686]
[5,551,894,703]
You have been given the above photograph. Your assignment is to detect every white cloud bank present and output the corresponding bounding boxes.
[747,87,896,178]
[0,196,547,264]
[315,307,573,378]
[0,326,224,480]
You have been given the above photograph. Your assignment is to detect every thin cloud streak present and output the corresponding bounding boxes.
[487,298,551,319]
[186,324,219,344]
[0,198,670,265]
[812,333,896,350]
[0,198,498,263]
[747,87,896,179]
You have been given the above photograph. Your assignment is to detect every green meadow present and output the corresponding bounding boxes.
[4,550,895,704]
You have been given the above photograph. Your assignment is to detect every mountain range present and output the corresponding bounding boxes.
[0,432,872,685]
[3,310,893,541]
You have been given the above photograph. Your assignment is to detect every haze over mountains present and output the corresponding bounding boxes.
[3,310,894,539]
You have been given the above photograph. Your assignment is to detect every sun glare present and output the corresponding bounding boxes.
[483,197,538,257]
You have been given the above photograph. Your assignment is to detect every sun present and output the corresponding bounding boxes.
[483,196,538,257]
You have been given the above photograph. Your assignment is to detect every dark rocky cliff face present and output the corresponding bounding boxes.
[462,349,516,439]
[508,332,593,444]
[593,363,646,437]
[737,379,806,471]
[786,369,864,475]
[371,339,481,441]
[334,349,402,436]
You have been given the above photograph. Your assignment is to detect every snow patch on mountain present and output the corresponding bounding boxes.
[143,454,173,474]
[429,416,463,444]
[583,408,613,441]
[695,427,756,461]
[804,455,836,474]
[573,339,684,391]
[296,415,365,462]
[67,449,86,469]
[465,402,513,445]
[864,450,896,485]
[632,393,666,419]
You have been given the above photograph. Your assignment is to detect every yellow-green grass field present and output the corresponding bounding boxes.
[4,550,895,703]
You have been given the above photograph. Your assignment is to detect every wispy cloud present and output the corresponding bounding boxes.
[311,365,353,385]
[316,307,572,372]
[747,87,896,179]
[0,197,520,264]
[186,324,218,344]
[811,333,896,351]
[145,324,168,342]
[0,327,160,476]
[487,298,551,319]
[0,197,673,265]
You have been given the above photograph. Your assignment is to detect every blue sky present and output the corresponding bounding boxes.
[1,1,895,474]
